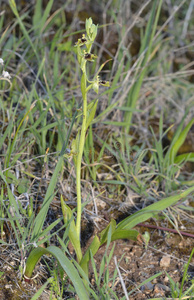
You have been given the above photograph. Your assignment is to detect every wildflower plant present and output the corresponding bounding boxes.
[24,18,194,297]
[74,18,104,241]
[77,24,110,217]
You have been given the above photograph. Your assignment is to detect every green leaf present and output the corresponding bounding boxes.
[100,219,116,245]
[117,186,194,230]
[96,180,127,185]
[174,152,194,164]
[61,196,73,222]
[111,229,139,242]
[61,198,82,263]
[86,100,98,130]
[169,118,194,164]
[17,178,30,194]
[80,235,101,275]
[25,246,89,300]
[5,171,18,185]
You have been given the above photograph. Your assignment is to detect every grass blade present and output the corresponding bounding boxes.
[31,277,53,300]
[31,111,77,242]
[124,0,163,132]
[9,0,39,61]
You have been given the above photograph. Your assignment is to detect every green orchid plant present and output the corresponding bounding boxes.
[60,18,140,271]
[24,18,141,281]
[24,18,194,296]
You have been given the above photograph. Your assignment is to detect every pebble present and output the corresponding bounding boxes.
[164,275,169,283]
[141,281,154,291]
[160,256,171,267]
[154,284,166,297]
[157,283,170,291]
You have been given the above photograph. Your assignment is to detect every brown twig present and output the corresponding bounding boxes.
[137,223,194,238]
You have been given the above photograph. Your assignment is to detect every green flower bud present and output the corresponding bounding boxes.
[91,24,97,40]
[92,81,99,94]
[85,18,98,41]
[86,18,93,36]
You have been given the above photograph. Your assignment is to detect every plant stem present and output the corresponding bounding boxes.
[76,71,87,242]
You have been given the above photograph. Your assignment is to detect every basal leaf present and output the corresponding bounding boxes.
[25,246,89,299]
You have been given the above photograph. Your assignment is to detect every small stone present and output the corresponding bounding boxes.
[178,240,185,248]
[164,275,169,283]
[5,285,12,289]
[154,284,165,297]
[160,256,171,267]
[143,282,154,290]
[157,283,170,292]
[147,264,155,269]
